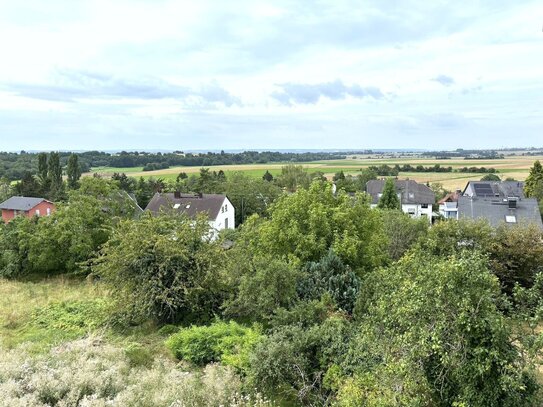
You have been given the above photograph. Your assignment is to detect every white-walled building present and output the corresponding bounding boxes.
[366,179,435,223]
[145,192,235,238]
[438,190,461,219]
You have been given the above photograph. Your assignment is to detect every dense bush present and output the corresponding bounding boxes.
[297,251,360,314]
[249,316,354,405]
[166,320,262,373]
[347,251,540,406]
[93,213,226,323]
[249,182,387,272]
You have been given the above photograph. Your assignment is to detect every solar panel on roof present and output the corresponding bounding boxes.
[473,184,494,196]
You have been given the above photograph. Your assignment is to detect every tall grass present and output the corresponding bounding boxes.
[0,337,271,406]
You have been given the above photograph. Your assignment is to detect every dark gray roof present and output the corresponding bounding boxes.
[458,196,543,228]
[145,193,227,220]
[366,179,435,205]
[0,196,49,211]
[463,181,525,198]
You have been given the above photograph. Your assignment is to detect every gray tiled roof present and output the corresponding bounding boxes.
[145,193,227,220]
[458,196,543,228]
[0,196,48,211]
[366,179,435,205]
[463,181,526,198]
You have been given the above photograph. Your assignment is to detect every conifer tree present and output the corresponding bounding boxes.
[377,178,401,210]
[48,152,64,200]
[66,154,82,189]
[524,160,543,198]
[262,170,274,182]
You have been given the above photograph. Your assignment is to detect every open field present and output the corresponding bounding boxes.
[88,155,543,191]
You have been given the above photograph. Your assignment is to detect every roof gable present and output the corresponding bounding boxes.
[366,179,435,205]
[145,193,228,220]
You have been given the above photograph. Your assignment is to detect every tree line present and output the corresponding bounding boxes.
[0,150,347,181]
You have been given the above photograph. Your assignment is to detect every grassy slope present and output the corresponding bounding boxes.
[0,276,167,355]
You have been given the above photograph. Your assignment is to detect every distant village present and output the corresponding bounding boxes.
[2,178,542,233]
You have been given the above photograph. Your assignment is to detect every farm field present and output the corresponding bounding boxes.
[89,155,543,191]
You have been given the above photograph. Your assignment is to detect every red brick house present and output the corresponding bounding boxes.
[0,197,56,223]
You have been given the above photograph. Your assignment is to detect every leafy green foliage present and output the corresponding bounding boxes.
[525,160,543,198]
[94,213,226,323]
[30,299,109,335]
[381,209,428,261]
[297,251,360,313]
[250,182,387,272]
[222,251,299,321]
[349,251,540,407]
[376,177,400,210]
[481,173,501,181]
[166,321,262,373]
[249,316,354,405]
[66,153,82,189]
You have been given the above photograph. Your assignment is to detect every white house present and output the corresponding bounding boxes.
[145,192,235,239]
[366,179,435,223]
[438,190,461,219]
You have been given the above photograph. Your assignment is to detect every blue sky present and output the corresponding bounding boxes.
[0,0,541,151]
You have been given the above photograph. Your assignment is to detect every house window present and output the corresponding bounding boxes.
[35,209,40,216]
[421,204,428,209]
[408,192,415,199]
[225,218,229,229]
[224,205,227,212]
[47,208,51,216]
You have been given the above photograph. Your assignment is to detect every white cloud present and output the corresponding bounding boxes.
[0,0,541,150]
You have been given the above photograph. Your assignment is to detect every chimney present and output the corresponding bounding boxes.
[174,191,181,199]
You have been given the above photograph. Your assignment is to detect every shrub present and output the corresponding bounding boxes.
[166,321,262,373]
[124,343,153,368]
[0,337,271,406]
[94,213,226,323]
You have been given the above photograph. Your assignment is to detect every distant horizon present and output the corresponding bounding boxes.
[4,146,543,155]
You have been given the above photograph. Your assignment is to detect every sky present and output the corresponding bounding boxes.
[0,0,541,151]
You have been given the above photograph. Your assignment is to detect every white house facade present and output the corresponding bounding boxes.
[145,192,235,239]
[366,179,435,223]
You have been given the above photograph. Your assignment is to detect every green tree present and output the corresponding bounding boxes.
[66,154,82,189]
[14,172,41,197]
[377,178,400,210]
[525,160,543,198]
[94,213,226,323]
[222,250,299,321]
[47,152,64,200]
[0,177,13,202]
[481,173,501,181]
[381,209,428,261]
[27,194,112,274]
[297,250,360,313]
[224,172,281,225]
[248,182,387,272]
[37,152,50,194]
[262,170,274,182]
[276,164,311,192]
[347,251,540,406]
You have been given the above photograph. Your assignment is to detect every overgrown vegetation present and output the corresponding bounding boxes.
[2,160,543,406]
